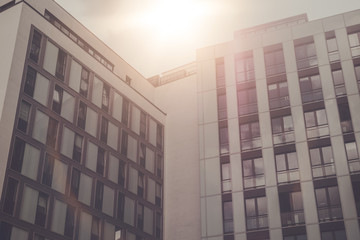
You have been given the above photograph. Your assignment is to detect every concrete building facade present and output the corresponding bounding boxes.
[2,1,360,240]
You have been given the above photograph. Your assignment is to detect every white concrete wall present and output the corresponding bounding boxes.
[0,3,24,199]
[155,74,201,240]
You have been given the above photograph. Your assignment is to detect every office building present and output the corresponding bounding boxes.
[2,1,360,240]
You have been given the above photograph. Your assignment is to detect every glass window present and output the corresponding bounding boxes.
[128,166,138,194]
[42,155,67,194]
[315,186,342,222]
[147,178,156,204]
[124,197,135,226]
[145,147,155,173]
[95,181,104,210]
[310,146,335,178]
[102,83,110,111]
[11,138,40,180]
[279,191,304,226]
[264,48,285,76]
[3,178,18,215]
[144,207,154,235]
[85,106,98,137]
[245,196,268,230]
[92,76,103,108]
[217,88,227,120]
[138,172,145,197]
[149,118,157,146]
[122,98,130,126]
[51,199,67,235]
[304,108,329,138]
[240,121,261,150]
[32,110,58,148]
[156,183,162,207]
[112,92,123,122]
[237,87,258,115]
[107,121,119,150]
[235,53,255,82]
[243,157,265,188]
[221,163,231,192]
[18,100,31,132]
[348,30,360,57]
[326,31,340,62]
[117,192,125,221]
[321,229,347,240]
[223,201,234,233]
[78,211,92,240]
[43,40,66,80]
[276,152,299,183]
[216,58,225,87]
[332,69,346,96]
[299,74,323,103]
[30,30,42,63]
[52,86,75,122]
[131,105,141,135]
[102,185,115,216]
[346,141,360,172]
[100,117,108,143]
[137,203,144,230]
[24,66,49,106]
[268,81,290,109]
[219,121,229,155]
[295,41,317,69]
[77,171,92,206]
[338,101,353,133]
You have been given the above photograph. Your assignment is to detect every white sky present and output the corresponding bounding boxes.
[54,0,360,78]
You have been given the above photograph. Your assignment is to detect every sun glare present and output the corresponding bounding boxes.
[138,0,214,42]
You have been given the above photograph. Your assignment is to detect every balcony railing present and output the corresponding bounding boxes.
[351,46,360,58]
[334,84,346,97]
[238,103,258,116]
[297,56,318,70]
[236,70,255,83]
[269,96,290,109]
[306,125,329,139]
[312,162,336,178]
[243,175,265,189]
[246,215,268,230]
[222,179,232,192]
[266,64,286,77]
[241,138,262,151]
[348,158,360,173]
[318,206,343,222]
[220,143,229,155]
[273,131,295,145]
[301,89,323,103]
[340,120,353,133]
[277,169,300,184]
[329,51,340,62]
[281,211,305,226]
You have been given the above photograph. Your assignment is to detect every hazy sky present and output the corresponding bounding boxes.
[54,0,360,78]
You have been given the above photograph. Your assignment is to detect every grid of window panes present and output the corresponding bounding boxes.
[0,27,164,240]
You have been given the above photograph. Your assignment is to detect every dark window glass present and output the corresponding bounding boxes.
[73,134,83,162]
[33,233,46,240]
[240,121,261,150]
[279,191,304,226]
[338,101,353,133]
[140,111,146,138]
[55,49,67,80]
[24,66,37,97]
[46,118,58,148]
[52,85,63,114]
[121,131,128,156]
[35,192,48,226]
[156,213,162,239]
[346,142,360,173]
[91,217,100,240]
[156,183,162,207]
[138,172,144,197]
[77,101,87,129]
[352,181,360,217]
[64,205,75,237]
[140,143,146,167]
[275,152,299,183]
[3,178,18,215]
[11,138,25,172]
[122,99,129,126]
[119,161,126,187]
[117,192,125,220]
[100,117,108,143]
[18,100,31,132]
[221,162,231,192]
[321,229,347,240]
[243,157,265,188]
[157,124,163,149]
[137,203,144,230]
[219,121,229,155]
[80,68,89,97]
[268,81,290,109]
[30,30,42,62]
[96,148,105,175]
[156,154,162,178]
[102,83,110,111]
[217,88,227,120]
[0,222,12,240]
[70,168,80,199]
[95,182,104,210]
[42,155,54,187]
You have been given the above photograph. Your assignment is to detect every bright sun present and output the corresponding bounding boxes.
[137,0,214,42]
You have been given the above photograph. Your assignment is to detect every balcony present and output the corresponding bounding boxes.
[273,132,295,145]
[246,215,268,230]
[297,56,318,70]
[318,206,342,222]
[244,175,265,189]
[241,138,262,151]
[306,125,329,139]
[301,89,323,103]
[312,162,336,178]
[277,169,300,184]
[348,158,360,173]
[281,211,305,226]
[269,96,290,109]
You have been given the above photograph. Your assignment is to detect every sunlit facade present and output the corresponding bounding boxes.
[2,1,360,240]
